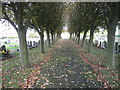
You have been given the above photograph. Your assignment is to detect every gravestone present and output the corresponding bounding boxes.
[98,41,101,48]
[44,40,47,44]
[94,40,98,47]
[38,40,40,45]
[30,41,32,47]
[4,41,7,44]
[33,41,36,47]
[85,39,89,45]
[28,41,29,46]
[103,41,107,50]
[29,41,33,49]
[104,41,107,49]
[35,42,38,47]
[102,41,106,49]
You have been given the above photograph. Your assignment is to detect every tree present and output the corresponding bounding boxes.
[68,3,83,44]
[102,2,119,68]
[30,3,45,53]
[30,2,63,52]
[2,2,33,68]
[48,2,64,44]
[82,3,103,53]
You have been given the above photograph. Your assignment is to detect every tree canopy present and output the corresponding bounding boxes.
[1,2,120,69]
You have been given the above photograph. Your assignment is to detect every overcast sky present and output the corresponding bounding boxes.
[0,20,18,37]
[0,20,119,38]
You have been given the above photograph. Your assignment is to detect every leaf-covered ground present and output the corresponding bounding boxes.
[33,40,104,88]
[2,39,119,89]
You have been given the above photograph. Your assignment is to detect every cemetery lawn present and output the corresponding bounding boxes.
[2,44,53,88]
[4,43,19,50]
[2,39,119,88]
[7,47,18,50]
[4,43,18,47]
[77,43,119,88]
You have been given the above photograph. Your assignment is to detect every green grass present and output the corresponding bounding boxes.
[2,42,19,50]
[2,40,119,88]
[2,43,53,88]
[93,47,118,67]
[1,42,19,50]
[101,69,119,87]
[4,43,18,46]
[7,47,19,50]
[78,43,119,88]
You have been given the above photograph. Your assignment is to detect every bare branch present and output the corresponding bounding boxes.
[2,10,18,31]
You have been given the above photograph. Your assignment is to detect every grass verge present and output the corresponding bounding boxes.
[77,42,119,88]
[2,44,53,88]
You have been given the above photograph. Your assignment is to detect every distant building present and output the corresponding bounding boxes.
[0,37,19,47]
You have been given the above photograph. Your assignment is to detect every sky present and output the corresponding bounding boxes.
[0,20,69,38]
[0,20,119,39]
[0,20,18,37]
[0,20,38,38]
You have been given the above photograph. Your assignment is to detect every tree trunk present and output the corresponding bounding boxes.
[40,31,45,53]
[81,30,87,47]
[72,34,73,39]
[51,33,54,45]
[88,28,94,54]
[53,33,56,43]
[46,30,51,48]
[72,34,74,40]
[107,16,118,68]
[118,53,120,86]
[17,3,29,68]
[57,31,61,38]
[118,24,120,82]
[75,33,77,43]
[57,31,59,38]
[18,30,29,68]
[73,33,75,41]
[77,32,80,44]
[70,33,72,39]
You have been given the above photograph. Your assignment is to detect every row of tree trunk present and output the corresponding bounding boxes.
[70,17,118,69]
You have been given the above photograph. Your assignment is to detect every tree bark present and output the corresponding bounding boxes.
[40,31,45,53]
[70,33,72,39]
[17,3,29,68]
[77,32,80,44]
[53,33,56,43]
[107,16,118,68]
[81,30,87,47]
[18,30,29,68]
[46,30,51,48]
[57,31,59,38]
[88,28,94,54]
[118,53,120,86]
[51,33,54,45]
